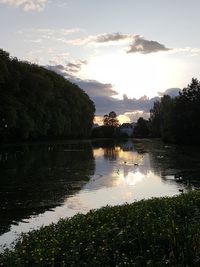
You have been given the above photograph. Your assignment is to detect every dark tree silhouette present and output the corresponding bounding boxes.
[134,117,149,138]
[103,111,119,127]
[149,78,200,144]
[0,49,95,141]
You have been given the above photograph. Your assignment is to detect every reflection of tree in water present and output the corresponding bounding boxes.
[92,139,135,161]
[138,139,200,188]
[0,142,95,235]
[93,140,149,183]
[104,146,120,160]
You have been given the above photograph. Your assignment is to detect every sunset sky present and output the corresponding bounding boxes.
[1,0,200,123]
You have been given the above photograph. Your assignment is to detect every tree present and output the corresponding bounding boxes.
[134,117,149,138]
[149,100,161,137]
[103,111,119,127]
[0,49,95,141]
[174,78,200,144]
[149,78,200,144]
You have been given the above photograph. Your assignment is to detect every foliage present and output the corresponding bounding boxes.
[134,117,150,138]
[103,111,119,127]
[91,111,119,138]
[1,190,200,266]
[0,49,95,141]
[150,78,200,144]
[150,95,175,143]
[174,78,200,144]
[91,125,116,138]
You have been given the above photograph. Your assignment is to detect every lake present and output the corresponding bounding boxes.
[0,139,199,250]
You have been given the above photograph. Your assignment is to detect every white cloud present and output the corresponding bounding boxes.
[0,0,48,11]
[16,28,81,47]
[17,28,81,38]
[170,47,200,57]
[124,111,150,122]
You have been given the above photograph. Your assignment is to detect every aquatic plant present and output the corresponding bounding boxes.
[0,190,200,266]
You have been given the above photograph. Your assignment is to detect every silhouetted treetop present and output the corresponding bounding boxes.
[103,111,119,127]
[0,49,95,141]
[149,78,200,145]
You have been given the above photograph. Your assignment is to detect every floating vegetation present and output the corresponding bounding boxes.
[0,190,200,266]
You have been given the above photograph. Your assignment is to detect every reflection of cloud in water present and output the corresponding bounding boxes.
[1,140,190,251]
[86,152,152,191]
[65,196,89,212]
[93,146,143,165]
[93,148,104,157]
[118,171,145,186]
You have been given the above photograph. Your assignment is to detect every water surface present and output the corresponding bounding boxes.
[0,139,199,249]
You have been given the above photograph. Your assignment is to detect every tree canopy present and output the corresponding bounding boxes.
[134,117,149,138]
[0,49,95,142]
[103,111,119,127]
[149,78,200,145]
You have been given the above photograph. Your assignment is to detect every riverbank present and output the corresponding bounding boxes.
[0,190,199,266]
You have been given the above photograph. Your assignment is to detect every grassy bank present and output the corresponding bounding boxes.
[1,191,200,266]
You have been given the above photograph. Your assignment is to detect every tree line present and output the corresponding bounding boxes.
[92,78,200,145]
[0,49,95,142]
[149,78,200,144]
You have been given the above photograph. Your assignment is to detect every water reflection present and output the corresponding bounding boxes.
[0,139,199,249]
[0,142,95,236]
[139,139,200,187]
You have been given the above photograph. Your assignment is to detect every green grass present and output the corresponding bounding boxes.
[1,190,200,266]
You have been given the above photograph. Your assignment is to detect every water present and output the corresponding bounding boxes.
[0,139,199,250]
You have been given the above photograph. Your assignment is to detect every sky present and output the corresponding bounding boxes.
[1,0,200,123]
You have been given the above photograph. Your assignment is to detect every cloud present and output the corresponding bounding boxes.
[127,35,171,54]
[72,79,118,98]
[66,61,87,73]
[94,33,131,43]
[46,64,184,122]
[170,47,200,57]
[68,76,159,117]
[66,32,171,55]
[17,28,81,43]
[158,88,181,97]
[66,32,132,46]
[0,0,48,11]
[87,93,159,121]
[124,111,150,122]
[47,60,87,76]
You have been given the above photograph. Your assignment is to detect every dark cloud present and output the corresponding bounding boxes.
[127,35,171,54]
[46,65,66,76]
[46,63,117,98]
[47,60,87,76]
[66,61,87,73]
[94,33,131,43]
[66,32,172,55]
[52,64,65,70]
[46,64,183,122]
[68,75,159,117]
[73,79,118,98]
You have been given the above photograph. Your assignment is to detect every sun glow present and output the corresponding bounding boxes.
[80,51,184,99]
[94,114,131,125]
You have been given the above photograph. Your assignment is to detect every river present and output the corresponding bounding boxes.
[0,139,199,249]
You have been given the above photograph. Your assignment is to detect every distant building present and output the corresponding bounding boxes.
[119,123,134,137]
